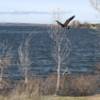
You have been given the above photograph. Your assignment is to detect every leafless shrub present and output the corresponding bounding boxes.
[40,74,56,95]
[0,40,12,81]
[0,74,97,97]
[40,74,65,95]
[0,79,13,96]
[40,74,98,96]
[10,79,41,100]
[63,75,98,96]
[95,63,100,74]
[70,20,81,28]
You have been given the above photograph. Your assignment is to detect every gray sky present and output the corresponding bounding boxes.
[0,0,100,23]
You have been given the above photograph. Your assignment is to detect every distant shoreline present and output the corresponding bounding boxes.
[0,22,100,29]
[0,23,53,27]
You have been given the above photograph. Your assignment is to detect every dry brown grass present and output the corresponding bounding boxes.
[63,74,98,96]
[9,79,41,100]
[0,74,98,99]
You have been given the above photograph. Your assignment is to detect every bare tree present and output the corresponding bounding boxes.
[18,34,32,84]
[50,26,71,94]
[0,40,12,81]
[90,0,100,12]
[70,20,81,28]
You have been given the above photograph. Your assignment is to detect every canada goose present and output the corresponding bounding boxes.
[56,15,75,28]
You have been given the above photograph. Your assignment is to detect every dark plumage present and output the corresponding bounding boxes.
[56,15,75,28]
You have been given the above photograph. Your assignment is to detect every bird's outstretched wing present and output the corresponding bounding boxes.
[56,20,64,27]
[64,15,75,26]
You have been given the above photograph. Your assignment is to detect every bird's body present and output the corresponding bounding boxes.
[56,15,75,28]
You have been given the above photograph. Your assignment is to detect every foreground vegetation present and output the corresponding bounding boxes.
[0,95,100,100]
[42,96,100,100]
[0,74,99,100]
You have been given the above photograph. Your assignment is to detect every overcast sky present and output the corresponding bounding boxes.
[0,0,99,24]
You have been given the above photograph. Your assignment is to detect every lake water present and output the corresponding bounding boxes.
[0,24,100,79]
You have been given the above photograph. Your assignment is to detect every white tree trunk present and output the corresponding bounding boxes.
[56,45,61,94]
[24,67,28,84]
[50,27,71,95]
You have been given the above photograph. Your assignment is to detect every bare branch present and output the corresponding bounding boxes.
[18,33,33,84]
[0,40,12,81]
[50,26,71,94]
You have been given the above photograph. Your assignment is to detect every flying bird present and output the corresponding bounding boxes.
[56,15,75,28]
